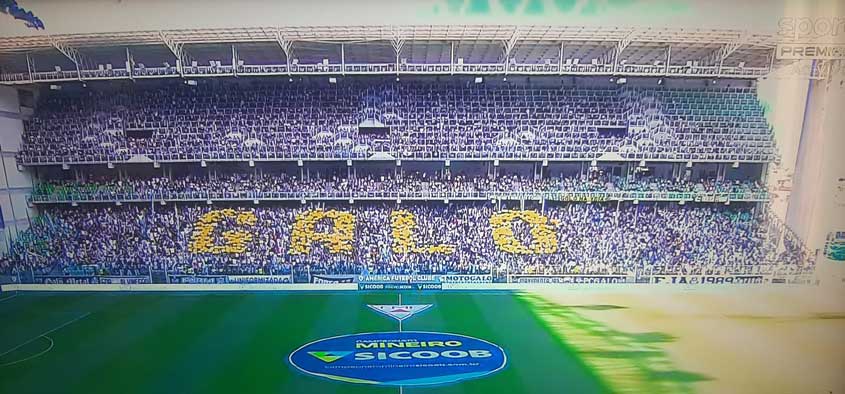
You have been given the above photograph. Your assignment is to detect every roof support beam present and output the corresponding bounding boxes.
[25,53,34,83]
[502,28,521,75]
[600,29,637,73]
[340,43,346,76]
[275,30,294,75]
[558,42,564,75]
[126,47,134,81]
[450,41,455,75]
[159,31,191,77]
[665,45,672,75]
[390,30,405,76]
[50,37,86,81]
[231,45,238,77]
[700,31,747,75]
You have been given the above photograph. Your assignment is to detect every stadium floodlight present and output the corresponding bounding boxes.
[329,77,337,84]
[349,199,354,204]
[186,80,197,86]
[503,77,507,82]
[397,198,402,204]
[49,84,61,90]
[160,200,166,206]
[206,200,212,205]
[657,78,663,85]
[475,77,483,84]
[616,78,627,84]
[201,160,207,167]
[253,200,259,205]
[732,161,740,168]
[444,199,449,204]
[679,200,686,205]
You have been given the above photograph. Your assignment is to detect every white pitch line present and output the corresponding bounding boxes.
[0,312,91,358]
[0,336,54,367]
[397,293,404,394]
[398,293,403,332]
[0,294,19,303]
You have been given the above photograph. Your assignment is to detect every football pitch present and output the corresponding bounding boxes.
[1,288,843,394]
[0,291,613,394]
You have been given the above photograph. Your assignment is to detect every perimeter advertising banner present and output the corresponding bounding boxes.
[358,283,443,291]
[359,274,441,283]
[509,275,629,284]
[649,275,765,284]
[168,275,292,284]
[310,274,357,283]
[35,276,151,285]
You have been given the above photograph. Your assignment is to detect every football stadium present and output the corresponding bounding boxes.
[0,1,844,393]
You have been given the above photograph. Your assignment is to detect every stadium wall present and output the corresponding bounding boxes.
[0,86,34,255]
[757,76,810,219]
[786,63,845,281]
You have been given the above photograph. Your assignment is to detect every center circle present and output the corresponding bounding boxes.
[288,331,507,386]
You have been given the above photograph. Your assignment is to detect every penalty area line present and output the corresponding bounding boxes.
[0,312,91,359]
[0,336,54,367]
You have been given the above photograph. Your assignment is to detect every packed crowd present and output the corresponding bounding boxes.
[18,83,773,164]
[5,202,810,278]
[31,171,767,201]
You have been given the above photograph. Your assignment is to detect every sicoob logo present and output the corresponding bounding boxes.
[289,331,507,386]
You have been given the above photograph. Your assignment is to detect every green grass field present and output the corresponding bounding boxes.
[0,291,620,394]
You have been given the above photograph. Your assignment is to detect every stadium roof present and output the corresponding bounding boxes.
[0,25,798,84]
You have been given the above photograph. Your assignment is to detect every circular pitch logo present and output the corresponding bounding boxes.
[289,331,507,386]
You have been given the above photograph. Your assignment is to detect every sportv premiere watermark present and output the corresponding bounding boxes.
[776,16,845,60]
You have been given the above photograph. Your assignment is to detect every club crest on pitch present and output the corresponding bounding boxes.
[367,304,433,321]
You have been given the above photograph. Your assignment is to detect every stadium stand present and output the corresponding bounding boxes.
[6,203,810,280]
[3,78,810,284]
[29,172,767,203]
[17,82,774,164]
